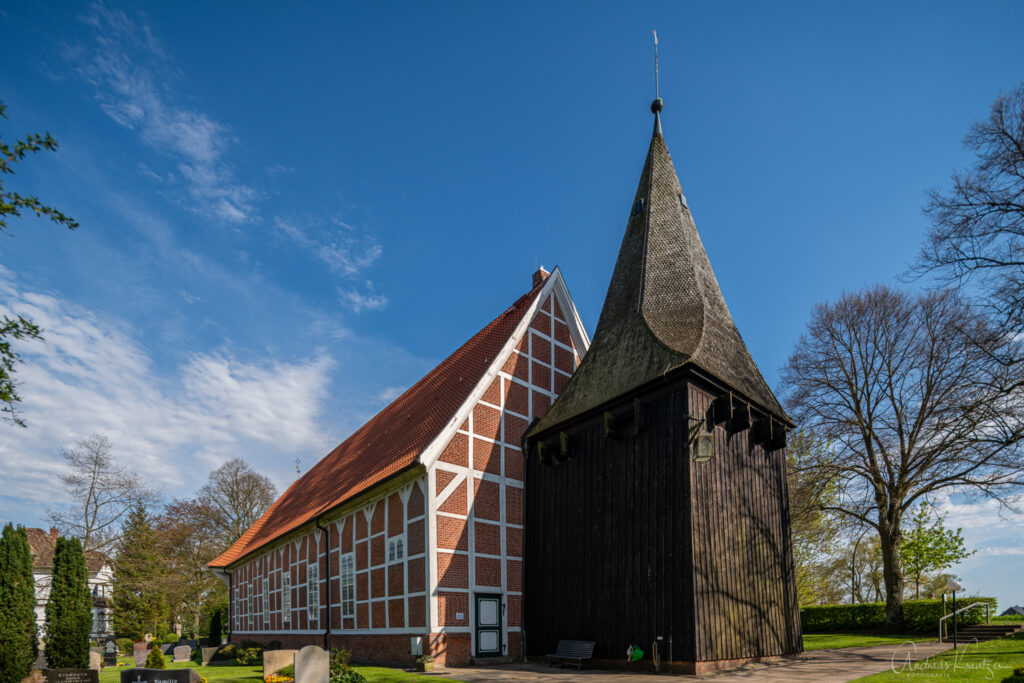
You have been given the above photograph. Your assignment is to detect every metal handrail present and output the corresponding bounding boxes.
[938,601,991,642]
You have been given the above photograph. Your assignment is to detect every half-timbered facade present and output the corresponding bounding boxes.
[209,268,588,666]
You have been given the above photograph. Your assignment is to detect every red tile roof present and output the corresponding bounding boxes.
[210,281,544,568]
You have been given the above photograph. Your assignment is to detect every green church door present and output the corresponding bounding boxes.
[475,593,502,657]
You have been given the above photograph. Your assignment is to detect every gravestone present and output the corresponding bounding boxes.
[44,670,98,683]
[172,646,191,663]
[104,636,119,666]
[88,651,102,670]
[119,669,200,683]
[199,647,218,666]
[263,649,298,677]
[133,642,148,656]
[294,645,329,683]
[158,644,174,655]
[132,649,149,667]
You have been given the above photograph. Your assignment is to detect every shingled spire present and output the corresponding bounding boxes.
[533,99,786,435]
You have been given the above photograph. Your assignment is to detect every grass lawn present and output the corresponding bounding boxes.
[853,631,1024,682]
[99,656,464,683]
[803,632,936,651]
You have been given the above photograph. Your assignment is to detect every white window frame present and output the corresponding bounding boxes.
[387,535,405,564]
[248,584,254,628]
[307,562,319,621]
[282,572,291,623]
[234,585,240,629]
[340,553,355,618]
[263,578,270,625]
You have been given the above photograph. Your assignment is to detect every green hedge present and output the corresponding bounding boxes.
[801,598,998,633]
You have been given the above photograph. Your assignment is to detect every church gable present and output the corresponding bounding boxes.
[425,276,586,655]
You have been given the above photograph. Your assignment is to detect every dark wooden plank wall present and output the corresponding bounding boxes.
[524,382,695,663]
[688,382,802,661]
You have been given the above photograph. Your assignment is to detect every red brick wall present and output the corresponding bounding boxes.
[228,478,429,640]
[429,632,472,667]
[423,291,580,662]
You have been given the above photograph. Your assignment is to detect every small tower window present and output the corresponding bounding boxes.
[679,193,688,209]
[632,198,645,217]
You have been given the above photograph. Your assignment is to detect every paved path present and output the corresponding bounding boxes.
[426,641,952,682]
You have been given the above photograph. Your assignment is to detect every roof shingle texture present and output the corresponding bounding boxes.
[210,282,544,568]
[532,113,786,436]
[26,528,109,573]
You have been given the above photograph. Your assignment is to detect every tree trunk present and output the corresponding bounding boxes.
[879,520,904,631]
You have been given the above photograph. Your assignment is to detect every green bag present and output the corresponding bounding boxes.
[626,644,644,662]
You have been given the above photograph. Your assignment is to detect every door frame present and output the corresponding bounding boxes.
[474,592,503,658]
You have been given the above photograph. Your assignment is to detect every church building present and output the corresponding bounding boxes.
[210,97,800,671]
[209,268,589,666]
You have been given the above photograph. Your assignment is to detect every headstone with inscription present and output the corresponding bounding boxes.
[119,669,199,683]
[294,645,329,683]
[172,646,191,663]
[44,670,98,683]
[104,636,118,666]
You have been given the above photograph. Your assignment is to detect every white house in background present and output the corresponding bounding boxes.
[26,527,114,640]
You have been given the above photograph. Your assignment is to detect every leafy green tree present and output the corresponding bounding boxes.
[900,502,975,599]
[112,506,168,639]
[0,524,37,680]
[0,102,78,427]
[44,536,91,668]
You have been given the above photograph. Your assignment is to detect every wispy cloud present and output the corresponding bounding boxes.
[275,216,383,278]
[0,268,333,520]
[339,285,389,313]
[67,3,258,223]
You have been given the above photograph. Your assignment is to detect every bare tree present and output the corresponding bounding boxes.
[199,459,277,546]
[915,81,1024,365]
[782,285,1023,629]
[157,499,227,637]
[47,434,161,554]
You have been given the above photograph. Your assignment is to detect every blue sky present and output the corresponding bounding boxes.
[2,2,1021,607]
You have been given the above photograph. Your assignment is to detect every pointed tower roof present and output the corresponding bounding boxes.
[533,100,786,435]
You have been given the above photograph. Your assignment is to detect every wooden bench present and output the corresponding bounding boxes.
[547,639,596,669]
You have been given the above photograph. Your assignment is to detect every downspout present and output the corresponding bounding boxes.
[316,517,333,651]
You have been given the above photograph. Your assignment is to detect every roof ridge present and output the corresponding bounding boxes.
[210,279,547,568]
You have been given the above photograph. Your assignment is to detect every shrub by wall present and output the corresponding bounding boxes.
[801,598,998,633]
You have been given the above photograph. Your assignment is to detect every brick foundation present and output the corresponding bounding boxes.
[329,633,426,667]
[508,631,523,660]
[428,632,472,667]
